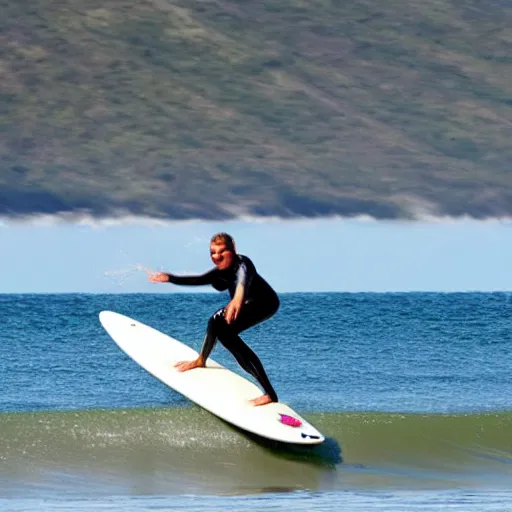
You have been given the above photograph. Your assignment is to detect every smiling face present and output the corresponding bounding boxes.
[210,242,235,270]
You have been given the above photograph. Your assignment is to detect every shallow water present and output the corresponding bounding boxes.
[1,293,511,510]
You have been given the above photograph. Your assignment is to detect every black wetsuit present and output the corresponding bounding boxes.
[168,254,279,402]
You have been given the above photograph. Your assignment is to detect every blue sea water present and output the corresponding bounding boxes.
[1,292,511,511]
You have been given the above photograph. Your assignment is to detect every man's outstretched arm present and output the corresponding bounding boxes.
[148,269,216,286]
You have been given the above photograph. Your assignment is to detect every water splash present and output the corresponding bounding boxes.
[103,263,150,288]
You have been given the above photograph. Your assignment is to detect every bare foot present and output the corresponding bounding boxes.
[249,394,274,407]
[174,359,205,372]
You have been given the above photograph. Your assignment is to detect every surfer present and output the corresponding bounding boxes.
[148,232,279,406]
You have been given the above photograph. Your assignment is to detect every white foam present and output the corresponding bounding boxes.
[2,211,512,227]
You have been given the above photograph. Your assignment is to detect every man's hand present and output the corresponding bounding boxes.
[225,298,242,324]
[148,271,170,283]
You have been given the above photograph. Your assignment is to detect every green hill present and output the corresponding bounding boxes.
[2,0,511,219]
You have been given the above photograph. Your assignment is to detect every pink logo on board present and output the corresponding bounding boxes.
[278,414,302,427]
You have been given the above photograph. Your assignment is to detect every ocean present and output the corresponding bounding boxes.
[1,292,511,511]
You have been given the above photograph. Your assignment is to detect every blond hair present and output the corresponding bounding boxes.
[210,232,236,252]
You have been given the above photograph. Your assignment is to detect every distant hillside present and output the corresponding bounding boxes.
[1,0,511,219]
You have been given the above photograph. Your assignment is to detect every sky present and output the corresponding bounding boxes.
[1,215,511,293]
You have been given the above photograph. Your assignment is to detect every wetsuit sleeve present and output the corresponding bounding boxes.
[167,268,217,286]
[234,259,255,300]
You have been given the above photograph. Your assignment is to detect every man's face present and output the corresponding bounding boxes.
[210,242,235,270]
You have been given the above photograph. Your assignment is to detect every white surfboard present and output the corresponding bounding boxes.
[99,311,324,445]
